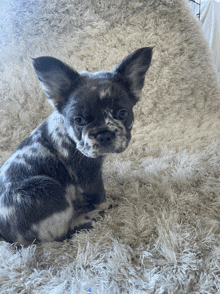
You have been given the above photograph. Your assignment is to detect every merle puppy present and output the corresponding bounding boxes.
[0,47,153,245]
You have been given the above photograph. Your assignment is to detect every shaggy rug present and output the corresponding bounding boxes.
[1,0,220,293]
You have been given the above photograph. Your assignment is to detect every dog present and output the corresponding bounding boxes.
[0,47,153,245]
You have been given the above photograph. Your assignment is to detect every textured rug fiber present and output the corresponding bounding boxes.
[1,0,220,293]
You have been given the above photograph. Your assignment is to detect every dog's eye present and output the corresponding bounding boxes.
[117,110,128,120]
[74,117,87,126]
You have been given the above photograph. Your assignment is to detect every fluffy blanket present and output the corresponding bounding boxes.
[1,0,220,293]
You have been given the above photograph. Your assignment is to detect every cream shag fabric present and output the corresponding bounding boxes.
[1,0,220,293]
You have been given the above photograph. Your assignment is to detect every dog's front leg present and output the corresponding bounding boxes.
[68,174,106,235]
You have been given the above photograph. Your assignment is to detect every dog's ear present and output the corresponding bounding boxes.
[32,57,81,110]
[114,47,153,99]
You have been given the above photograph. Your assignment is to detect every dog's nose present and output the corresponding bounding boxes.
[96,131,115,146]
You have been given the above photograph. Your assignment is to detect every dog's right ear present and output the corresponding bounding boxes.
[113,47,153,100]
[32,57,81,110]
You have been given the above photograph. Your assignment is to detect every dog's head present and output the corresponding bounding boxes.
[33,48,153,158]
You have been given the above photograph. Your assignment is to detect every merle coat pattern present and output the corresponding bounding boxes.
[0,48,153,245]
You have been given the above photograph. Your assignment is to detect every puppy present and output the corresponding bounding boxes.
[0,47,153,245]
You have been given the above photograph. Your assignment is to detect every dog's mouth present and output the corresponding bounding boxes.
[76,130,129,158]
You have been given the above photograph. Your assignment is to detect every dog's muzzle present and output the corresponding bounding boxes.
[76,126,128,158]
[95,130,115,147]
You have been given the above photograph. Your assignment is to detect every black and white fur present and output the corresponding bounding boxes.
[0,47,153,245]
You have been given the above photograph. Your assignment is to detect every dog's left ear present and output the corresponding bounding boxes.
[32,56,81,110]
[114,47,153,99]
